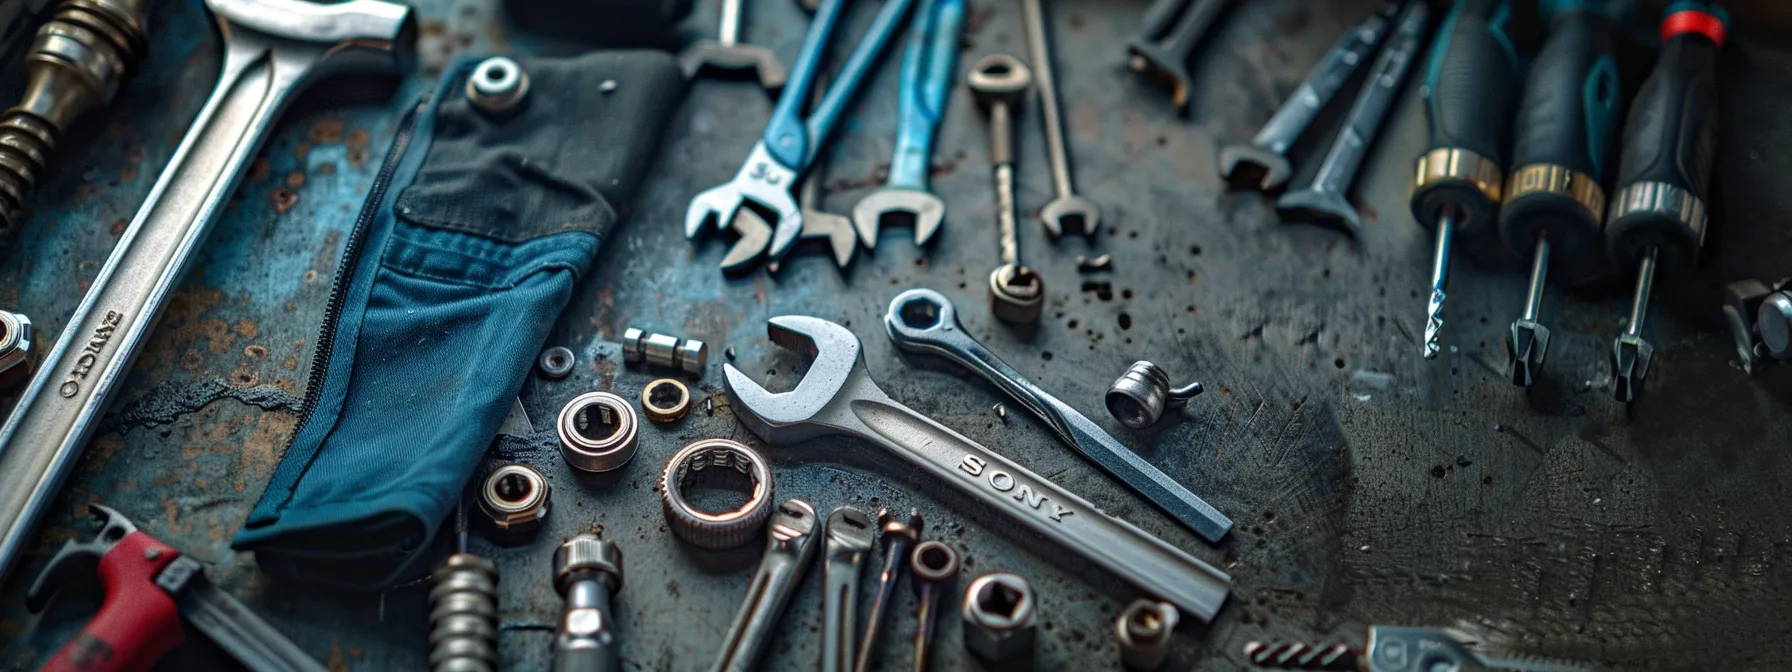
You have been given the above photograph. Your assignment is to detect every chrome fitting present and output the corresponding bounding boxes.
[555,533,623,595]
[0,310,33,393]
[557,391,639,472]
[659,439,773,549]
[962,572,1036,662]
[466,56,529,113]
[1105,361,1203,428]
[479,463,550,536]
[621,326,707,376]
[640,378,690,423]
[1115,599,1179,669]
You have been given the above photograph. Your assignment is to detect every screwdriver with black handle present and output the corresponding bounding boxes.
[1498,0,1624,387]
[1411,0,1522,360]
[1604,2,1728,402]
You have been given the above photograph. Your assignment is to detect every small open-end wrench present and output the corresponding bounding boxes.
[686,0,916,259]
[681,0,789,91]
[850,0,964,250]
[713,498,823,672]
[1019,0,1101,238]
[1276,0,1430,234]
[723,316,1231,621]
[0,0,415,583]
[854,509,921,672]
[1126,0,1233,115]
[821,506,875,672]
[885,289,1232,543]
[723,82,858,273]
[1221,0,1407,191]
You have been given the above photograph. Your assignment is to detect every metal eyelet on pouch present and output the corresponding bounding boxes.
[557,392,639,472]
[467,56,529,113]
[659,439,774,550]
[641,379,691,423]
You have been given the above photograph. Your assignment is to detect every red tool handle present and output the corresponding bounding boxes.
[42,531,184,672]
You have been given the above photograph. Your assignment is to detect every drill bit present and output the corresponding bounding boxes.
[0,0,149,237]
[1506,237,1552,387]
[1423,208,1458,359]
[1611,246,1658,402]
[1243,641,1357,669]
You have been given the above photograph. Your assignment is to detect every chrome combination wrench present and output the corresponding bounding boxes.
[713,499,823,672]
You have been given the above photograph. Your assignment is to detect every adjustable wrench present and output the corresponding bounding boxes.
[885,289,1231,543]
[1276,0,1429,234]
[714,498,823,672]
[1221,0,1406,191]
[723,316,1232,621]
[0,0,415,583]
[686,0,916,259]
[821,506,875,672]
[850,0,963,250]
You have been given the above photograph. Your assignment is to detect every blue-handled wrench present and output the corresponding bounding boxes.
[849,0,964,250]
[686,0,918,259]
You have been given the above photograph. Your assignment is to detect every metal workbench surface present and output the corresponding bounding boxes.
[3,0,1791,670]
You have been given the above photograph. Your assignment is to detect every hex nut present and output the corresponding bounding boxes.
[641,379,690,423]
[1116,599,1179,669]
[0,311,33,394]
[466,57,529,112]
[961,573,1036,662]
[479,464,550,536]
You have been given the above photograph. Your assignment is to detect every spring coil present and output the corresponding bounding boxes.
[429,553,500,672]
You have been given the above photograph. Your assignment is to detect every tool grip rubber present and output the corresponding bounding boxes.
[43,531,184,672]
[1612,31,1720,198]
[1510,9,1620,179]
[1423,0,1519,162]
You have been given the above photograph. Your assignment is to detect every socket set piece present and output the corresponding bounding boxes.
[962,572,1037,663]
[641,378,692,423]
[557,392,639,472]
[553,534,623,672]
[623,327,708,376]
[0,311,32,394]
[659,439,774,550]
[1116,599,1179,669]
[1105,361,1203,429]
[479,463,551,538]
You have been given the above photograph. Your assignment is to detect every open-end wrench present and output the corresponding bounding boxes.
[685,0,916,259]
[723,315,1232,621]
[1276,0,1429,234]
[1126,0,1233,115]
[1019,0,1100,238]
[821,506,875,672]
[885,289,1232,543]
[723,83,858,272]
[714,498,823,672]
[680,0,789,91]
[850,0,963,251]
[1221,0,1406,192]
[0,0,415,583]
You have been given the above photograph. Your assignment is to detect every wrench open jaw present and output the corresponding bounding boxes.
[685,142,803,257]
[851,190,945,249]
[724,315,1232,621]
[1219,144,1295,193]
[1040,195,1102,238]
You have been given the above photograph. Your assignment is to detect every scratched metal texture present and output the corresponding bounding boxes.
[2,0,1791,670]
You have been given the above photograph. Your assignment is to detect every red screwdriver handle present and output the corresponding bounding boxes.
[42,531,184,672]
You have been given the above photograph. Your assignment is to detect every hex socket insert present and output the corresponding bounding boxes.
[1116,599,1179,669]
[962,572,1036,662]
[556,392,639,472]
[622,326,707,376]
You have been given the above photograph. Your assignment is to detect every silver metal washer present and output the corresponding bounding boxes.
[467,56,529,112]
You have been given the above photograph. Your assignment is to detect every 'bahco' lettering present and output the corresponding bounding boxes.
[958,455,1074,522]
[59,311,123,398]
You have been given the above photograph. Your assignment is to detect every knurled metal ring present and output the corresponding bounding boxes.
[659,439,773,549]
[557,392,638,472]
[641,379,690,423]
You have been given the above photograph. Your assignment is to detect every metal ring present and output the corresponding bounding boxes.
[539,346,575,379]
[557,392,638,472]
[659,439,773,549]
[466,56,529,112]
[640,379,690,423]
[479,463,550,534]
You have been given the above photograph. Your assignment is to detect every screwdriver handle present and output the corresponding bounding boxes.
[1607,2,1727,274]
[1410,0,1521,233]
[1510,3,1621,180]
[1422,0,1519,161]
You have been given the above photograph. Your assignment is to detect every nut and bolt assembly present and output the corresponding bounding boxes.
[622,326,708,376]
[1106,361,1204,428]
[962,572,1037,664]
[1115,599,1179,669]
[552,533,624,672]
[0,0,149,238]
[0,311,33,394]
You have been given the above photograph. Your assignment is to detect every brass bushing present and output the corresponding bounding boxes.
[641,378,691,423]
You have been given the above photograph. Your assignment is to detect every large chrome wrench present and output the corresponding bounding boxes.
[723,316,1231,621]
[884,289,1232,544]
[0,0,416,582]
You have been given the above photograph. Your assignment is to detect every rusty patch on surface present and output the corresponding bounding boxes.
[309,119,345,144]
[240,412,297,492]
[270,189,298,213]
[319,163,336,175]
[110,219,127,236]
[181,349,204,373]
[245,345,268,360]
[235,321,259,339]
[296,142,311,162]
[97,378,302,436]
[248,158,271,182]
[286,172,306,189]
[345,129,371,152]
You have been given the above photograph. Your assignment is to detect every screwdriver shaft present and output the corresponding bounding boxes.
[1625,246,1659,339]
[1521,237,1550,322]
[1423,210,1457,359]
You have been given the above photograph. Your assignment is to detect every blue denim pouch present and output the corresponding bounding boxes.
[233,52,683,590]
